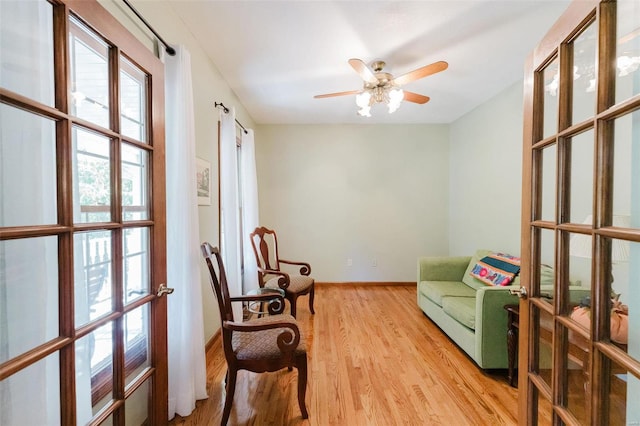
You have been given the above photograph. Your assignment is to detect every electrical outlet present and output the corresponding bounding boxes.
[347,258,353,267]
[372,257,377,267]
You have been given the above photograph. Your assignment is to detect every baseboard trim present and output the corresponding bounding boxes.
[205,329,221,356]
[315,281,415,286]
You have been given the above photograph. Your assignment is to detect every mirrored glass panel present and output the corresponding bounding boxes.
[564,323,590,424]
[122,144,149,221]
[125,379,149,424]
[568,232,592,322]
[609,239,636,360]
[69,16,110,128]
[124,304,150,387]
[0,104,57,227]
[537,393,553,426]
[539,228,556,301]
[540,144,557,221]
[74,231,113,327]
[123,227,150,304]
[0,0,54,106]
[75,323,113,420]
[120,55,148,142]
[0,236,58,363]
[536,306,554,389]
[543,57,559,139]
[612,113,638,230]
[615,2,640,104]
[571,22,597,124]
[568,130,594,224]
[0,352,60,425]
[608,359,633,425]
[73,126,112,223]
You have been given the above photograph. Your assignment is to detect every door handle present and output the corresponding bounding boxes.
[157,283,174,297]
[509,286,527,299]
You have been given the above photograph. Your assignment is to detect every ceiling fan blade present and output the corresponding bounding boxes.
[403,91,430,104]
[348,58,378,84]
[393,61,448,86]
[314,90,361,99]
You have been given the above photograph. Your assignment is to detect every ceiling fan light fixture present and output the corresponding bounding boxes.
[387,88,404,113]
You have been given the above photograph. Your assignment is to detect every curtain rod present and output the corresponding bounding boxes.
[122,0,176,56]
[215,102,248,134]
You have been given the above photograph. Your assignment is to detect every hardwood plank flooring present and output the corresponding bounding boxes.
[169,284,518,425]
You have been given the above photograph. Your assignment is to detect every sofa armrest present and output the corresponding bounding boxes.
[474,285,519,368]
[417,256,471,283]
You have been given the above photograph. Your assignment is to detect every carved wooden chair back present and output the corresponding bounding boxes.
[250,226,280,279]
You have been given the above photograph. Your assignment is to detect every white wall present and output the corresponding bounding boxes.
[448,81,524,257]
[100,0,255,341]
[254,124,450,282]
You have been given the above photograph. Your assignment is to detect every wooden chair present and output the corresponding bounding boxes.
[200,242,309,425]
[249,226,315,318]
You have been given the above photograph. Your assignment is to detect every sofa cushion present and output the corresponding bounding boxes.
[441,296,476,330]
[461,249,492,290]
[420,281,477,307]
[470,252,521,286]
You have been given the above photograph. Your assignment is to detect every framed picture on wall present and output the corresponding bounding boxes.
[196,157,211,205]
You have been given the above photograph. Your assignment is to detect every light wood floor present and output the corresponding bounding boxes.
[169,284,518,425]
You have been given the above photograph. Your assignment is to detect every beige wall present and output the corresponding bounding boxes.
[254,124,450,282]
[100,0,255,341]
[448,81,524,257]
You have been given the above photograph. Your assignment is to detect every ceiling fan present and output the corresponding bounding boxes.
[314,58,448,116]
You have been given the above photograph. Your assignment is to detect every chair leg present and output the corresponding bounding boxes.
[221,367,237,426]
[296,354,309,419]
[289,294,297,318]
[308,284,315,314]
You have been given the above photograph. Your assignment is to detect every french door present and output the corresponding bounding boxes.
[521,0,640,424]
[0,0,168,424]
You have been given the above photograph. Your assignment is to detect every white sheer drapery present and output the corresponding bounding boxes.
[241,130,260,293]
[0,2,60,425]
[219,108,243,321]
[164,45,208,419]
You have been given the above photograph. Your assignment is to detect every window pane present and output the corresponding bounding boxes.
[568,232,592,318]
[572,23,597,125]
[609,239,636,361]
[568,130,594,224]
[122,144,149,221]
[124,304,150,387]
[74,231,113,327]
[73,126,111,223]
[0,104,57,227]
[543,57,559,139]
[615,2,640,104]
[0,0,54,106]
[76,324,113,420]
[124,227,149,304]
[0,352,60,425]
[564,322,589,424]
[120,55,148,142]
[612,113,638,230]
[608,359,633,425]
[540,144,557,221]
[0,236,58,363]
[539,228,556,301]
[125,379,149,424]
[535,306,554,390]
[70,16,110,128]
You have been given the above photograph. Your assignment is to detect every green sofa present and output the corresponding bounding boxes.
[417,250,520,369]
[417,250,589,369]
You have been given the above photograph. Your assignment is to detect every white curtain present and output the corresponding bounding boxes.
[164,45,208,419]
[0,2,59,425]
[241,130,260,293]
[219,108,243,321]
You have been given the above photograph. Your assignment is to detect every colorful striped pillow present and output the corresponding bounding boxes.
[470,252,521,286]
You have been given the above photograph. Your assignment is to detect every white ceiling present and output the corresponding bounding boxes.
[169,0,570,124]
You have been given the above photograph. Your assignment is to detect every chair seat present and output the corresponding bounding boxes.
[232,314,306,360]
[266,274,313,293]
